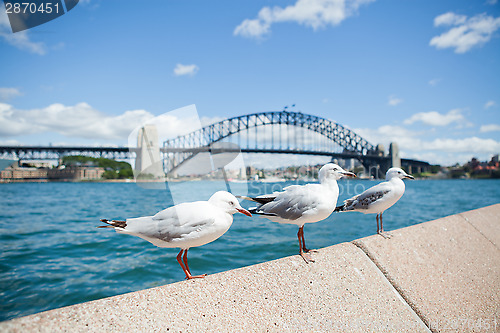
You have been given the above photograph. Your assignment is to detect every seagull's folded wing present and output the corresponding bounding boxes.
[259,184,322,220]
[344,182,392,210]
[124,202,216,242]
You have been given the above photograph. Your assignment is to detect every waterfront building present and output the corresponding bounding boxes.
[0,165,105,182]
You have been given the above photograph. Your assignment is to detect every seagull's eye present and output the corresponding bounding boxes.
[229,201,235,206]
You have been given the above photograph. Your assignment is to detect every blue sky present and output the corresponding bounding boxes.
[0,0,499,166]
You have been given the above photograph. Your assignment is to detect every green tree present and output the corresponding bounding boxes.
[62,156,134,179]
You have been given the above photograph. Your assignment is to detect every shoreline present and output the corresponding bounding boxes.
[1,177,499,184]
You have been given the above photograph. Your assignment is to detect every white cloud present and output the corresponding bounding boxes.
[0,10,47,55]
[0,87,22,101]
[173,64,199,76]
[430,12,500,53]
[234,0,375,39]
[404,109,466,127]
[234,13,271,39]
[0,138,22,145]
[484,100,496,109]
[355,124,500,165]
[354,125,419,152]
[0,102,154,140]
[480,124,500,133]
[434,12,467,26]
[388,95,403,106]
[428,78,441,86]
[0,102,223,143]
[423,137,500,154]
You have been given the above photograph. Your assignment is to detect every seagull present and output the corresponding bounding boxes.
[99,191,251,279]
[239,163,356,263]
[334,167,414,238]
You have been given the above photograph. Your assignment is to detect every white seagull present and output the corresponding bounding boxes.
[99,191,251,279]
[239,163,355,263]
[335,167,414,238]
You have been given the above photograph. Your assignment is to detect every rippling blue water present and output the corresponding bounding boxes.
[1,179,499,321]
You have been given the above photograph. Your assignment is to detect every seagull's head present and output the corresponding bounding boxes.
[209,191,252,216]
[319,163,357,182]
[386,167,415,181]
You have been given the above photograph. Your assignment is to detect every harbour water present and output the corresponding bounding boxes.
[1,179,499,321]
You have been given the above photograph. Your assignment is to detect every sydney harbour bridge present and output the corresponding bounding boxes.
[0,111,430,177]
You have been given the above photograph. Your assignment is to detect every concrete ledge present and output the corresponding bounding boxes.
[2,204,499,332]
[460,205,500,249]
[353,204,500,332]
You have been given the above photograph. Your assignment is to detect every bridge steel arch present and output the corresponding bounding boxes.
[163,111,379,174]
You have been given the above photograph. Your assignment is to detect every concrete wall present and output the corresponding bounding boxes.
[2,204,499,332]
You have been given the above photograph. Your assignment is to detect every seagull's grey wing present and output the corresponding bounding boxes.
[258,185,321,220]
[249,186,300,207]
[124,202,215,242]
[154,217,216,242]
[343,182,392,211]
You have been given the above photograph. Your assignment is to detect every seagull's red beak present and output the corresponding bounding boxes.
[236,207,252,217]
[342,171,357,178]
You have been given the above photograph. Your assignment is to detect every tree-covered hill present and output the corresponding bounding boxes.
[62,156,133,179]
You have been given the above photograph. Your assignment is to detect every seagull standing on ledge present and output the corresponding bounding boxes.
[239,163,356,263]
[335,167,414,238]
[99,191,251,279]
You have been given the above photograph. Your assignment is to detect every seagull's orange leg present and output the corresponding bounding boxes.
[298,226,314,263]
[182,249,192,274]
[177,249,205,280]
[300,225,318,254]
[179,249,206,279]
[377,213,392,239]
[176,249,190,279]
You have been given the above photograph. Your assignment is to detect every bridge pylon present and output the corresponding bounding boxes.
[135,125,164,179]
[357,142,402,178]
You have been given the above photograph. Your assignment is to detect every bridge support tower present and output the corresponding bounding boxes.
[359,142,401,179]
[135,125,164,178]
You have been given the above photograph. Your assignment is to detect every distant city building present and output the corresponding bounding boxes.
[0,166,48,181]
[0,165,105,182]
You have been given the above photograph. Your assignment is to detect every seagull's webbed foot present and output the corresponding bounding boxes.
[185,273,207,280]
[376,214,392,239]
[300,250,315,263]
[298,226,318,257]
[377,231,392,239]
